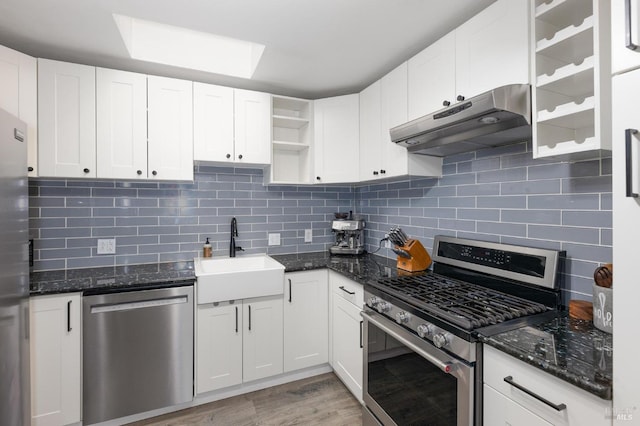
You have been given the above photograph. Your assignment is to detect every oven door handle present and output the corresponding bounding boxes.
[362,311,454,374]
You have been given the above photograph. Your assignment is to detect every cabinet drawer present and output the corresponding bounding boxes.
[329,271,363,308]
[484,345,611,426]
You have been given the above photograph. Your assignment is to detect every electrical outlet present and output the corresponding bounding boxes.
[268,233,281,246]
[97,238,116,254]
[304,229,313,243]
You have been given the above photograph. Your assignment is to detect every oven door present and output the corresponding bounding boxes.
[362,310,474,426]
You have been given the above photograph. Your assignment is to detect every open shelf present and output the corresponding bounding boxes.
[272,140,310,152]
[273,115,309,129]
[535,0,592,28]
[536,17,593,62]
[536,56,594,94]
[537,96,595,123]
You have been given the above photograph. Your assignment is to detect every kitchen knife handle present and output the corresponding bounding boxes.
[235,306,238,333]
[503,376,567,411]
[626,129,639,197]
[67,300,72,332]
[626,0,640,50]
[288,279,292,303]
[339,285,355,295]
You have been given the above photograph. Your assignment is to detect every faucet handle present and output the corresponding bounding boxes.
[236,246,244,252]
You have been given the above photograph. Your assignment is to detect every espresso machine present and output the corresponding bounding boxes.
[329,218,365,255]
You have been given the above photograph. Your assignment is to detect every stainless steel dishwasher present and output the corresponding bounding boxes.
[83,284,194,425]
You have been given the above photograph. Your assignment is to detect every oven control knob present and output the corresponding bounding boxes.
[366,297,380,308]
[395,311,410,324]
[417,324,434,338]
[433,333,451,349]
[376,302,391,313]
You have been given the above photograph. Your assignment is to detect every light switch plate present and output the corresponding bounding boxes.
[304,229,313,243]
[268,233,281,246]
[97,238,116,254]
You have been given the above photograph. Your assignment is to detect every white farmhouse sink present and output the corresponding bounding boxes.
[194,254,285,304]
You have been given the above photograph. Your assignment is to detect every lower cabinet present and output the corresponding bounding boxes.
[483,345,612,426]
[196,295,283,394]
[283,270,328,372]
[29,293,82,426]
[329,272,363,402]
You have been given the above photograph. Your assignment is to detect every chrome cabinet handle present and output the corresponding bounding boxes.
[235,306,238,333]
[67,300,72,332]
[288,279,292,303]
[503,376,567,411]
[359,320,363,348]
[626,129,639,197]
[248,305,251,331]
[627,0,640,50]
[339,286,355,295]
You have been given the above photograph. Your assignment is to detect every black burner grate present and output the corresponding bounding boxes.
[376,273,547,330]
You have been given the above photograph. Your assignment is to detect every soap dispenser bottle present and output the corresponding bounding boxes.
[203,237,212,258]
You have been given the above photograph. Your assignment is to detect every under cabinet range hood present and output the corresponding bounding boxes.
[391,84,531,157]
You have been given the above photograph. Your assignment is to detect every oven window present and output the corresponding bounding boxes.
[367,323,457,426]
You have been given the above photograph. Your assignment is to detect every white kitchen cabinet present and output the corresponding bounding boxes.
[531,0,611,157]
[612,0,640,75]
[30,293,81,426]
[612,68,640,424]
[96,68,148,179]
[455,0,530,99]
[147,75,194,180]
[196,301,243,393]
[243,296,284,382]
[407,0,529,121]
[193,82,235,163]
[38,59,96,178]
[484,345,612,426]
[269,95,313,184]
[408,32,457,120]
[361,63,442,182]
[196,295,283,394]
[313,94,359,184]
[329,272,363,402]
[283,270,328,372]
[0,44,37,176]
[233,88,271,165]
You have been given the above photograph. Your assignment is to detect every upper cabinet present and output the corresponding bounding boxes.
[360,63,442,182]
[38,59,96,178]
[233,89,271,164]
[193,82,234,163]
[314,94,359,184]
[146,75,194,180]
[96,68,148,179]
[531,0,611,157]
[408,0,530,121]
[612,0,640,74]
[0,44,37,176]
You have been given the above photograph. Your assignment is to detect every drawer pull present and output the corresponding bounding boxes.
[339,286,355,295]
[503,376,567,411]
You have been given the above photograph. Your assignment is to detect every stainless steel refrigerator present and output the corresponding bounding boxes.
[0,107,30,425]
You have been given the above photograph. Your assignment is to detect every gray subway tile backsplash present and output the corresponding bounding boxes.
[29,146,611,303]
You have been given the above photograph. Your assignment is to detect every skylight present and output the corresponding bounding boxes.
[113,14,265,79]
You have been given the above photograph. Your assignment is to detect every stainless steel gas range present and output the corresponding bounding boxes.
[361,235,564,426]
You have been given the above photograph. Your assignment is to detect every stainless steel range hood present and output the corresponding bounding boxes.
[390,84,531,157]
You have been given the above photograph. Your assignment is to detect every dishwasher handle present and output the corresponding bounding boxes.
[89,296,188,314]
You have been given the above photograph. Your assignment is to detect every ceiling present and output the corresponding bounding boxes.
[0,0,495,99]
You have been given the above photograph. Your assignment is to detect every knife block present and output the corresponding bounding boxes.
[396,239,432,272]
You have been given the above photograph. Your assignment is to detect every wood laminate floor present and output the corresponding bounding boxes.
[127,373,363,426]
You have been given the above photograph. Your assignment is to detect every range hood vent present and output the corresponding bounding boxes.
[390,84,531,157]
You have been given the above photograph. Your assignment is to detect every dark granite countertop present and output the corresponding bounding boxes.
[480,311,613,400]
[30,261,195,295]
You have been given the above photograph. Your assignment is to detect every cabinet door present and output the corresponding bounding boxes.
[193,82,235,162]
[359,80,382,181]
[38,59,96,178]
[96,68,148,179]
[612,69,640,419]
[314,94,359,183]
[380,62,410,178]
[234,89,271,164]
[284,270,328,372]
[30,294,81,426]
[408,32,456,120]
[196,302,243,393]
[243,296,283,382]
[331,293,363,402]
[0,44,37,176]
[612,0,640,74]
[484,385,552,426]
[455,0,529,99]
[147,75,193,180]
